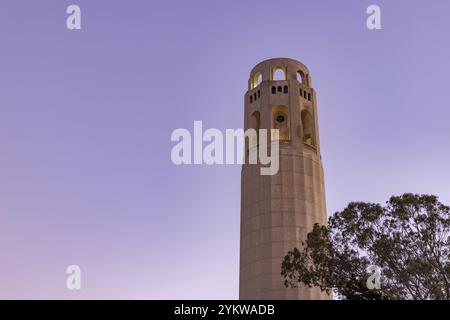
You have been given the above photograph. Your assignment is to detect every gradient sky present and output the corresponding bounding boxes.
[1,0,450,299]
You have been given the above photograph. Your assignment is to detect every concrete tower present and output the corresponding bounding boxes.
[239,58,329,299]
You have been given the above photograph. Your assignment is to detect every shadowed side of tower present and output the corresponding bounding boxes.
[239,58,329,300]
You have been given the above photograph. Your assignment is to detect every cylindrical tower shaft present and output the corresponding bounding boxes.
[239,58,329,300]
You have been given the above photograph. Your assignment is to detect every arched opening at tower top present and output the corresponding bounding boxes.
[252,72,262,88]
[273,67,286,81]
[249,111,260,130]
[272,105,290,141]
[301,110,315,146]
[297,70,306,84]
[248,111,260,147]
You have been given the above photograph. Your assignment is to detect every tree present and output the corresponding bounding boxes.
[281,193,450,300]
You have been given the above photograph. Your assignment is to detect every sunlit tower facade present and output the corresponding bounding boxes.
[240,58,329,299]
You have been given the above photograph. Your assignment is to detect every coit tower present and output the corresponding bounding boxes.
[239,58,329,299]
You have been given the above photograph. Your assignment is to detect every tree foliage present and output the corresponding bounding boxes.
[281,193,450,299]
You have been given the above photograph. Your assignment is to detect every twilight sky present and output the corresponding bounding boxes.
[1,0,450,299]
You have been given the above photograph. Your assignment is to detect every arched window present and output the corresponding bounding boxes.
[283,86,288,93]
[301,110,315,146]
[272,105,290,141]
[257,90,260,98]
[273,67,286,81]
[297,70,306,84]
[277,86,282,93]
[253,92,257,101]
[249,111,260,148]
[253,72,262,88]
[271,86,276,94]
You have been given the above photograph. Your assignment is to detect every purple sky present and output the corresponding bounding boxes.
[1,0,450,299]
